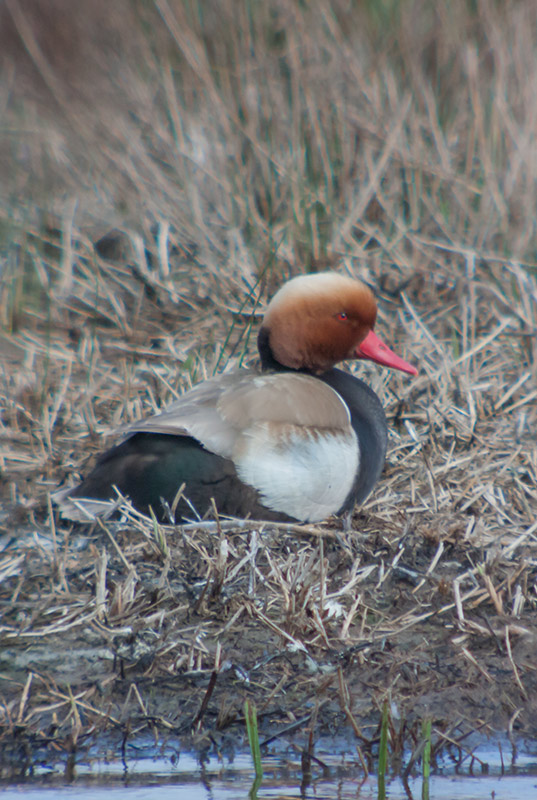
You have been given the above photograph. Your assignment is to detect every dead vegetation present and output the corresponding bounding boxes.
[1,0,537,777]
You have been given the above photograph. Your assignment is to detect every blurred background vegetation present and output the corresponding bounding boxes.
[2,0,537,322]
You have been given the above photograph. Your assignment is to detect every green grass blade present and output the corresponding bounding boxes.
[377,700,389,800]
[421,718,432,800]
[245,700,263,779]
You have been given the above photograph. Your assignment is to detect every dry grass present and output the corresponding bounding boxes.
[1,0,537,777]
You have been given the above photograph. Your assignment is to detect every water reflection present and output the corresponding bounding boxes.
[1,737,536,800]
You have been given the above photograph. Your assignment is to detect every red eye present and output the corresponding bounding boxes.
[336,311,348,321]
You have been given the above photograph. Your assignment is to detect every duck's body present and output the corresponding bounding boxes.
[56,272,416,523]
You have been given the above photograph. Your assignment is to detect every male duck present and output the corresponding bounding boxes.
[56,272,416,523]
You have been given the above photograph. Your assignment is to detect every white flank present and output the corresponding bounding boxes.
[51,490,122,522]
[235,423,359,522]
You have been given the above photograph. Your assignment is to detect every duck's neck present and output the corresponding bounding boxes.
[257,327,291,372]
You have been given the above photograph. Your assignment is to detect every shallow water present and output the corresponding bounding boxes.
[2,738,537,800]
[3,781,537,800]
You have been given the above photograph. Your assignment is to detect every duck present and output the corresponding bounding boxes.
[55,271,416,524]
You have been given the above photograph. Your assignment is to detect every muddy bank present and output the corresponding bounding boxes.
[1,508,536,777]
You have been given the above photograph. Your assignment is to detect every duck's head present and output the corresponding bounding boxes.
[258,272,417,375]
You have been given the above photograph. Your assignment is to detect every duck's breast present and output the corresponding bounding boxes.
[320,368,388,509]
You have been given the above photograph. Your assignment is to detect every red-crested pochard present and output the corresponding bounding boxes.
[56,272,416,523]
